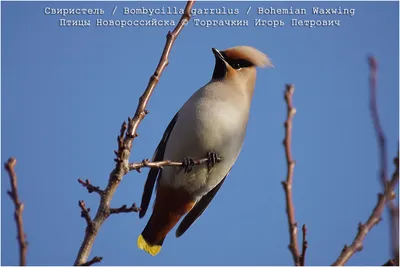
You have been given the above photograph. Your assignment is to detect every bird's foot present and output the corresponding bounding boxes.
[182,157,195,173]
[207,152,221,170]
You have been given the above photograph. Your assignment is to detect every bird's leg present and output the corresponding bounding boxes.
[207,151,221,170]
[182,157,195,173]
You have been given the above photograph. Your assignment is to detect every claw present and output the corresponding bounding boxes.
[182,157,195,173]
[207,152,219,170]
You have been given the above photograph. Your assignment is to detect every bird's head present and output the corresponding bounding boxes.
[211,45,273,83]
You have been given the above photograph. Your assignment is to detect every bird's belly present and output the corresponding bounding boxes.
[161,99,247,198]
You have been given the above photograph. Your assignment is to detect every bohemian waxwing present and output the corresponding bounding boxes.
[137,45,273,256]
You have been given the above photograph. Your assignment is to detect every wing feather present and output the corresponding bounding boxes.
[139,112,179,218]
[175,170,231,237]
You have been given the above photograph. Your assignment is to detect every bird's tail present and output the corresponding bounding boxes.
[137,234,164,256]
[137,186,196,256]
[137,213,168,256]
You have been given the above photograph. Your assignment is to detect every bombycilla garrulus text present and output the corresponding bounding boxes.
[137,45,273,256]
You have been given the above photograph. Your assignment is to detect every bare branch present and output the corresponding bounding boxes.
[368,58,399,264]
[77,256,103,266]
[368,57,388,188]
[4,157,28,266]
[78,179,103,195]
[300,224,308,266]
[331,56,400,265]
[109,203,141,215]
[73,1,196,265]
[332,187,398,266]
[281,84,301,266]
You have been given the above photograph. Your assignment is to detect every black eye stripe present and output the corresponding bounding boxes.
[230,59,253,69]
[219,51,254,69]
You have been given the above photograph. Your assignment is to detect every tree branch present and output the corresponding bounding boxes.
[331,56,399,266]
[4,157,28,266]
[331,177,398,266]
[368,57,399,265]
[282,84,302,266]
[73,1,195,265]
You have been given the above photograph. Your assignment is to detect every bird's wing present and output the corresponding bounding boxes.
[175,169,231,237]
[139,112,179,218]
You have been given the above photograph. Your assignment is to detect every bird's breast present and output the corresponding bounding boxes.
[161,85,250,197]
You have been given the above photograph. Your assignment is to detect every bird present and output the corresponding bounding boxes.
[137,45,273,256]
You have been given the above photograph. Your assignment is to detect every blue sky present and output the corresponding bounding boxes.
[1,1,399,266]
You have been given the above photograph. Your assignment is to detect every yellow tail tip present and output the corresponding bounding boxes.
[137,234,162,256]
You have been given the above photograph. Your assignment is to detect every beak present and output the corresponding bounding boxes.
[212,48,225,62]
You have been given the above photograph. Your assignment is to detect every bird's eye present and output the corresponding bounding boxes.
[233,63,242,70]
[229,59,252,70]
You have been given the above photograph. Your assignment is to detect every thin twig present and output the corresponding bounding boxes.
[78,200,93,229]
[128,157,212,172]
[78,179,103,195]
[4,157,28,266]
[109,203,141,215]
[368,57,388,189]
[78,256,103,266]
[73,1,195,265]
[300,224,308,266]
[281,84,301,266]
[369,57,399,265]
[331,56,400,265]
